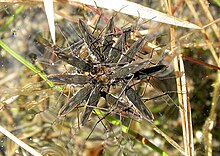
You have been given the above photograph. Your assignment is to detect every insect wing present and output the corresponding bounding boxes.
[118,36,146,63]
[133,65,167,80]
[79,19,102,61]
[59,85,93,116]
[34,33,52,47]
[81,85,102,125]
[125,87,154,121]
[58,53,92,72]
[101,91,140,117]
[79,19,96,46]
[108,27,131,63]
[111,60,150,79]
[102,17,115,61]
[47,74,90,85]
[33,33,56,59]
[148,76,168,93]
[101,91,123,106]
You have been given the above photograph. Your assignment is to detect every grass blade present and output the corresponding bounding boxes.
[0,40,62,91]
[0,125,42,156]
[0,5,25,32]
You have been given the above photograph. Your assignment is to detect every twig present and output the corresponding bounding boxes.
[182,55,220,71]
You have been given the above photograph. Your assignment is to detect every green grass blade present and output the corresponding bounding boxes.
[0,40,62,91]
[0,5,25,32]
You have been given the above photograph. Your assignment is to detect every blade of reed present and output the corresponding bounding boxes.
[0,0,201,29]
[43,0,56,44]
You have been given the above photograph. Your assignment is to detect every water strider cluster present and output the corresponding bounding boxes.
[35,17,167,127]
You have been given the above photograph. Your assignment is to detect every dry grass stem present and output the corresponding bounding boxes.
[0,125,42,156]
[179,55,194,156]
[152,124,185,154]
[184,0,220,155]
[185,0,219,66]
[165,0,194,155]
[198,0,220,41]
[202,72,220,156]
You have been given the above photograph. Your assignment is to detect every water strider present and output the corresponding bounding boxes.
[125,86,154,121]
[47,74,90,85]
[58,84,93,116]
